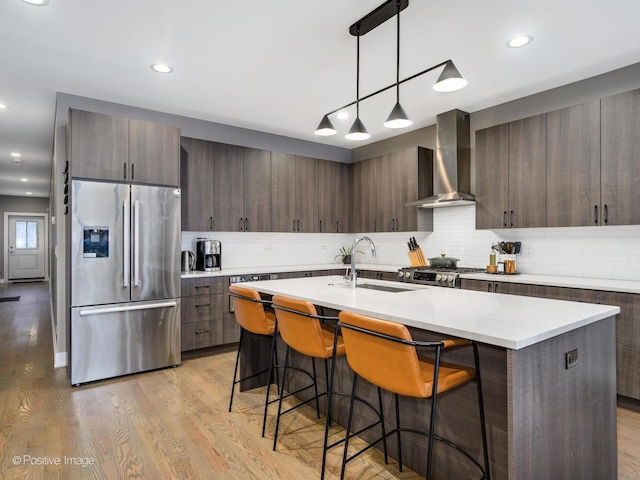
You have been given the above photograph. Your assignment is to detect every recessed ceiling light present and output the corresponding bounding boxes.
[337,112,349,120]
[11,152,21,157]
[151,64,174,74]
[507,35,533,48]
[0,103,8,110]
[21,0,49,5]
[20,178,28,182]
[25,192,32,195]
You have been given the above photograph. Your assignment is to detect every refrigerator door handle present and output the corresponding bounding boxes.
[123,199,130,287]
[78,301,178,316]
[133,199,141,287]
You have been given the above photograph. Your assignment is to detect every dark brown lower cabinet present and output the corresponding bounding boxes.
[181,277,226,351]
[461,278,640,402]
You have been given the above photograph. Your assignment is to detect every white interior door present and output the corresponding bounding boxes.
[8,215,45,280]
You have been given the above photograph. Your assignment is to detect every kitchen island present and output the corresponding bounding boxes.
[240,275,620,480]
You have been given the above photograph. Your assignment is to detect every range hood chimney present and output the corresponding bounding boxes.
[406,109,475,208]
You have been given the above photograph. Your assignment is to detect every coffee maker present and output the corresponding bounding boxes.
[196,239,221,271]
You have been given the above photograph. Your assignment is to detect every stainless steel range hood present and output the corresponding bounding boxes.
[406,109,475,208]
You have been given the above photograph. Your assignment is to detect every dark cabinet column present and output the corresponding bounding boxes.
[212,142,244,231]
[243,147,272,232]
[180,137,214,231]
[129,119,180,187]
[476,124,509,229]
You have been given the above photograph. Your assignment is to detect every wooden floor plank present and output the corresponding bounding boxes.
[0,282,638,479]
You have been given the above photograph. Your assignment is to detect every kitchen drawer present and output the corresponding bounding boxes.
[181,294,224,323]
[617,343,640,400]
[181,320,224,351]
[182,276,224,297]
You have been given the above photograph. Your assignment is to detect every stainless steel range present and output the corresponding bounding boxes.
[397,266,485,288]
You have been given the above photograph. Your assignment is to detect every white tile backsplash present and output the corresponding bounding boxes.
[182,205,640,281]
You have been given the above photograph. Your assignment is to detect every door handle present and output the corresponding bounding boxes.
[79,301,177,316]
[604,204,608,225]
[123,162,127,180]
[239,217,244,231]
[133,200,141,287]
[594,205,598,225]
[336,221,339,233]
[123,200,130,288]
[292,219,296,231]
[131,163,134,180]
[244,218,248,231]
[503,211,507,227]
[510,211,514,227]
[210,216,213,230]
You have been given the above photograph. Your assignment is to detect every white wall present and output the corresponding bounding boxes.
[183,205,640,282]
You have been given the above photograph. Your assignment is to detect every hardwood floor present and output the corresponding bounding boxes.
[0,281,638,479]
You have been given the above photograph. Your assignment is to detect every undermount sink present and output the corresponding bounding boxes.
[355,283,414,293]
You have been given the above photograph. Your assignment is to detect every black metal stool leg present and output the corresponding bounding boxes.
[396,393,403,472]
[378,387,388,464]
[312,357,321,418]
[321,350,338,480]
[228,328,245,412]
[426,347,442,480]
[273,345,291,451]
[474,342,491,479]
[340,373,359,480]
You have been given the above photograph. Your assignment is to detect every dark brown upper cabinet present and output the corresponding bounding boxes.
[69,109,180,187]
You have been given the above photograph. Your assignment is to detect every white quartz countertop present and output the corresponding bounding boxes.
[240,275,619,350]
[181,263,397,279]
[183,264,640,295]
[460,272,640,294]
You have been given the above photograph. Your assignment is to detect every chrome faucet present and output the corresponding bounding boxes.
[345,236,377,288]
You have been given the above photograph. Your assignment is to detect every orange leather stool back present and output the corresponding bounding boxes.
[229,284,276,336]
[272,295,343,359]
[339,311,475,398]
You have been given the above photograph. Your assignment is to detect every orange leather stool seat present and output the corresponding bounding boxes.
[338,310,491,480]
[228,285,280,438]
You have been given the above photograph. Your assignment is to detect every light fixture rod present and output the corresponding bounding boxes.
[395,0,400,102]
[324,60,449,117]
[356,27,361,118]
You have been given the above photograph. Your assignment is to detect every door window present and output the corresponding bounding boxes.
[15,220,38,249]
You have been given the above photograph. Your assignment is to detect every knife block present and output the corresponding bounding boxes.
[408,249,426,267]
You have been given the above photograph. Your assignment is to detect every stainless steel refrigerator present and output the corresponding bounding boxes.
[69,180,181,385]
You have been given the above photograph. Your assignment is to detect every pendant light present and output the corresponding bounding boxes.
[384,1,412,129]
[314,114,337,136]
[433,60,468,92]
[345,28,370,140]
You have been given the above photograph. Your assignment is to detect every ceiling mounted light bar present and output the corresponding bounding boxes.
[314,0,467,139]
[348,0,409,36]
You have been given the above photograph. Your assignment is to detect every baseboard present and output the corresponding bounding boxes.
[54,351,68,368]
[618,395,640,413]
[49,292,68,368]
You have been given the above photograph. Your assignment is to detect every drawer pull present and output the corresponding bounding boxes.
[195,329,210,335]
[195,304,210,308]
[194,285,210,289]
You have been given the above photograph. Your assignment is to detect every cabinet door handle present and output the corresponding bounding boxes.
[319,220,322,232]
[297,219,300,231]
[244,218,248,231]
[604,204,608,225]
[594,205,598,225]
[336,221,339,233]
[131,163,134,180]
[487,283,492,292]
[510,211,514,227]
[503,211,507,227]
[210,216,213,230]
[292,219,296,231]
[194,285,209,290]
[494,283,499,293]
[195,303,210,308]
[374,219,377,232]
[239,217,244,231]
[195,329,210,335]
[123,162,127,180]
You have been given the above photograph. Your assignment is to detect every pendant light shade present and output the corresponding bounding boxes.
[433,60,468,92]
[384,102,412,128]
[345,117,370,140]
[314,114,337,136]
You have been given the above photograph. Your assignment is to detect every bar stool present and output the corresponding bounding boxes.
[338,311,490,480]
[228,284,280,438]
[271,295,386,480]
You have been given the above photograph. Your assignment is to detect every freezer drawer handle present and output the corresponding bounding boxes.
[78,301,177,316]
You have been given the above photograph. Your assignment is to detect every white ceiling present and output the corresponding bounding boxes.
[1,0,639,198]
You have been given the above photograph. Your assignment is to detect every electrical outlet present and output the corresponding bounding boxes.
[525,245,533,257]
[264,245,273,251]
[565,348,578,369]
